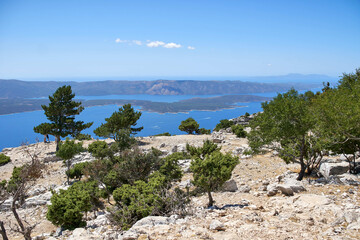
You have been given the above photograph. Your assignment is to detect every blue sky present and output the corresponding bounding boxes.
[0,0,359,80]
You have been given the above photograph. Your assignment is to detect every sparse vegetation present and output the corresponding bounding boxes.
[0,154,10,166]
[154,132,172,136]
[56,139,84,184]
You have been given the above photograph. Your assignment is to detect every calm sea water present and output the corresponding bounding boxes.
[0,89,321,151]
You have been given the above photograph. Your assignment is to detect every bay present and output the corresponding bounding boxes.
[0,88,321,151]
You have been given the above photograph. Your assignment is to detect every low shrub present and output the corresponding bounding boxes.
[0,153,11,166]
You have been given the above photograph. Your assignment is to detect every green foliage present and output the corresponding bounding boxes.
[244,112,250,117]
[75,133,92,140]
[47,181,102,230]
[197,128,211,135]
[6,166,23,193]
[56,139,84,161]
[187,140,221,160]
[93,104,143,150]
[66,162,90,180]
[86,148,162,193]
[231,124,246,138]
[159,154,184,183]
[112,177,164,229]
[154,132,171,136]
[111,148,162,185]
[313,68,360,173]
[88,141,113,160]
[56,139,84,184]
[248,88,320,180]
[190,151,238,207]
[33,85,93,150]
[178,117,199,134]
[111,169,187,229]
[0,153,11,166]
[214,119,234,131]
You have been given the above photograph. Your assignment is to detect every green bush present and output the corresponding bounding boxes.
[231,124,247,138]
[214,119,234,131]
[111,171,187,229]
[75,133,92,140]
[154,132,171,136]
[47,181,102,229]
[197,128,211,135]
[66,162,90,180]
[112,177,165,229]
[159,155,183,184]
[0,153,11,166]
[88,141,112,160]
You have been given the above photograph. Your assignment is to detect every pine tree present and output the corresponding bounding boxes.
[34,85,93,151]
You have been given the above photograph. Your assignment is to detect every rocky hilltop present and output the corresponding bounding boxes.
[0,133,359,240]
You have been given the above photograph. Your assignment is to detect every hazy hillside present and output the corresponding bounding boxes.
[0,79,320,98]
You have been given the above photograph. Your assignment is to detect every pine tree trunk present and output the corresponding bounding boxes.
[0,220,9,240]
[55,136,61,151]
[67,159,70,185]
[207,190,214,207]
[297,140,306,181]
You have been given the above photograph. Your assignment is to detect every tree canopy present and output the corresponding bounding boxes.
[178,117,200,134]
[33,85,93,150]
[93,104,143,149]
[248,88,318,180]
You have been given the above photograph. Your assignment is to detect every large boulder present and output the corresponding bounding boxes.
[319,162,349,178]
[221,179,238,192]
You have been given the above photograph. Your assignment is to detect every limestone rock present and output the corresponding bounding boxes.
[209,220,225,231]
[221,179,238,192]
[238,184,251,193]
[319,162,349,178]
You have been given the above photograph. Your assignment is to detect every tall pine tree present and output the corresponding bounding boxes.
[34,85,93,151]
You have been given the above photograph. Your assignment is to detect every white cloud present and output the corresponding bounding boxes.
[115,38,128,43]
[146,41,165,47]
[267,63,272,67]
[133,40,142,45]
[164,42,182,48]
[116,38,188,49]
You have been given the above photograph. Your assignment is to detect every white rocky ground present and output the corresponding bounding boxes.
[0,132,359,240]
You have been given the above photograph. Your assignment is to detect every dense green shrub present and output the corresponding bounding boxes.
[47,181,102,229]
[75,133,92,140]
[159,155,183,184]
[88,140,112,160]
[154,132,171,136]
[231,124,247,138]
[0,154,11,166]
[66,162,90,180]
[214,119,234,131]
[197,128,211,135]
[111,170,187,229]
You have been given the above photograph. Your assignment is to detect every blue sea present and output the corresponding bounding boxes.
[0,89,321,151]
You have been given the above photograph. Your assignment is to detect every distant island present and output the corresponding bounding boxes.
[0,79,320,98]
[0,78,321,115]
[0,95,270,115]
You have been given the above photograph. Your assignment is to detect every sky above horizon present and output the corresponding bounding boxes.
[0,0,359,81]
